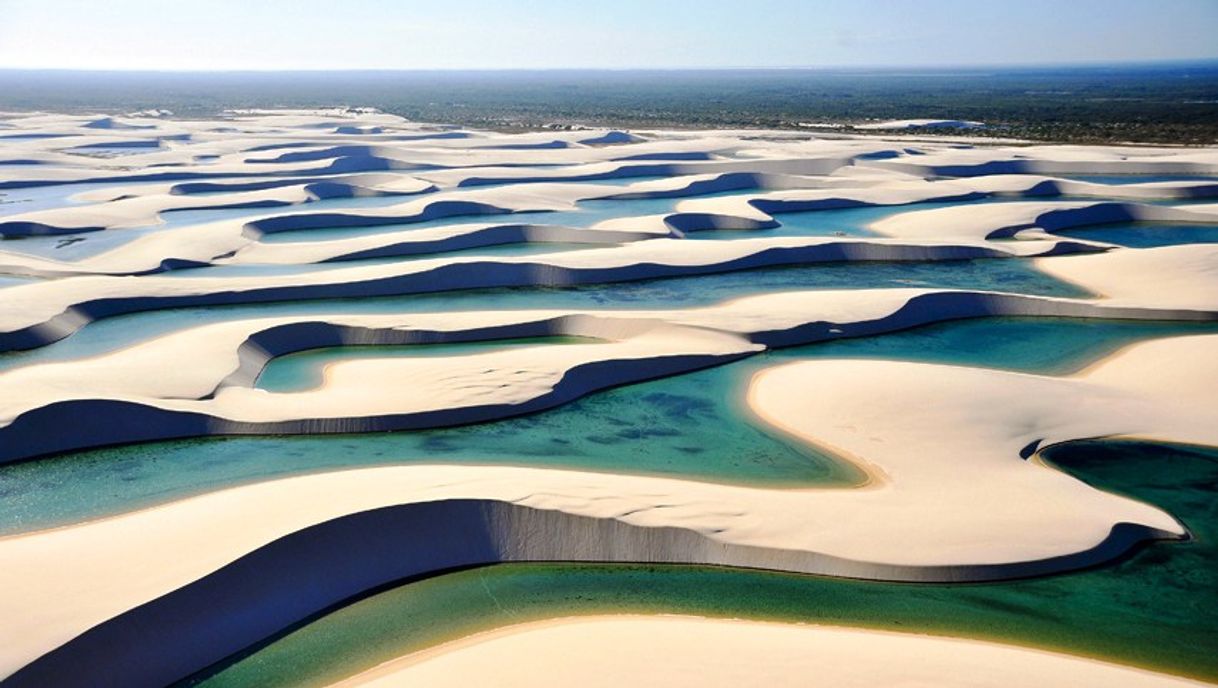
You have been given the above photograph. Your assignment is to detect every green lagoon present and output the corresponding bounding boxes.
[185,439,1218,687]
[4,317,1215,535]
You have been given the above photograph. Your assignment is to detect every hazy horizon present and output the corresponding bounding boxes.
[1,0,1216,71]
[4,59,1218,74]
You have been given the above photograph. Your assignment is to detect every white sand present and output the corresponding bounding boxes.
[333,616,1207,688]
[0,287,1207,458]
[1037,244,1218,309]
[2,109,1216,686]
[3,335,1215,679]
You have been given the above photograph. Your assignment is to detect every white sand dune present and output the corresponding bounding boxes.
[866,142,1218,178]
[0,236,1098,350]
[0,287,1213,463]
[1037,244,1218,309]
[872,199,1218,242]
[335,616,1208,688]
[0,178,436,237]
[3,335,1214,685]
[2,109,1216,688]
[855,118,985,130]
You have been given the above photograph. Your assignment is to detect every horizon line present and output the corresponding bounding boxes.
[3,57,1217,75]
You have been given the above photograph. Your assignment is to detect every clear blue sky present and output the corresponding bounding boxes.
[1,0,1215,70]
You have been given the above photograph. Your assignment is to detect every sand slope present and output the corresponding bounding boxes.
[1,109,1216,687]
[337,616,1209,688]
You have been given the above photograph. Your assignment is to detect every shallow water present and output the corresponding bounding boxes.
[256,191,756,244]
[587,175,671,186]
[0,181,132,217]
[747,197,1011,239]
[688,195,1168,240]
[63,146,161,158]
[0,225,165,261]
[256,336,596,392]
[160,193,421,229]
[0,256,1088,373]
[1060,174,1218,185]
[3,317,1213,536]
[1055,221,1218,248]
[158,242,599,280]
[254,191,1010,245]
[234,195,1216,257]
[182,440,1218,687]
[0,274,37,289]
[0,192,437,260]
[6,127,1217,688]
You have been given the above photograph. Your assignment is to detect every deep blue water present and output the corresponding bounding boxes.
[1055,221,1218,248]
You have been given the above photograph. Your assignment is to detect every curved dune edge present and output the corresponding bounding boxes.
[0,499,1181,688]
[1035,244,1218,310]
[1,240,1098,351]
[1,334,1214,684]
[867,144,1218,178]
[5,110,1218,688]
[8,129,1216,279]
[4,175,1210,278]
[0,176,437,237]
[2,288,1215,463]
[5,110,1216,190]
[871,199,1218,242]
[0,314,757,462]
[0,112,766,189]
[0,236,1098,351]
[331,615,1209,688]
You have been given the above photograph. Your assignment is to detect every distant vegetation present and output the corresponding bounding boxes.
[2,64,1217,144]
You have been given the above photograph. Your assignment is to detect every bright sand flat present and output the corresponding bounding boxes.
[332,615,1209,688]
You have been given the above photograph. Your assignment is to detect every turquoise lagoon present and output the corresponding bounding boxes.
[1055,221,1218,248]
[183,439,1218,687]
[3,317,1215,535]
[0,255,1089,373]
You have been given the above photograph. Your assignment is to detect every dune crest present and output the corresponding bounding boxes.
[1,109,1215,687]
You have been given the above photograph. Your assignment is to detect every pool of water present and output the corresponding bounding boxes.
[442,174,677,194]
[159,193,425,230]
[255,191,1034,246]
[64,146,162,158]
[1055,221,1218,248]
[773,316,1218,374]
[0,274,37,289]
[0,224,168,261]
[3,317,1213,536]
[0,257,1089,373]
[1060,174,1218,186]
[256,336,596,392]
[257,191,756,244]
[586,175,672,186]
[0,181,139,217]
[181,439,1218,688]
[687,195,1150,241]
[693,200,966,240]
[158,242,601,280]
[0,192,436,260]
